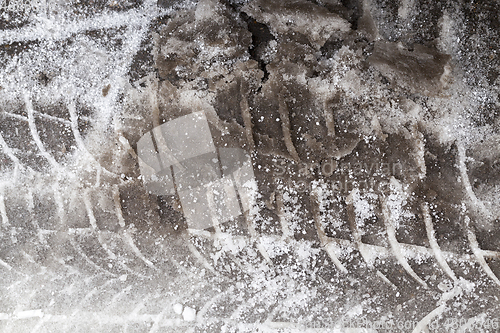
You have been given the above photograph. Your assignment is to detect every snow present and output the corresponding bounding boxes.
[182,306,197,321]
[0,0,499,331]
[173,303,183,315]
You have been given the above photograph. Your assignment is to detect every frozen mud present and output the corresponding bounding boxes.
[0,0,499,332]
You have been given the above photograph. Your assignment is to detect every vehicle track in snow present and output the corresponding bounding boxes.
[0,0,499,332]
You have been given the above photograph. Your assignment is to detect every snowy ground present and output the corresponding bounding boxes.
[0,0,499,332]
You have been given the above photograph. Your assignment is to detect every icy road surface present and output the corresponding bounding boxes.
[0,0,499,332]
